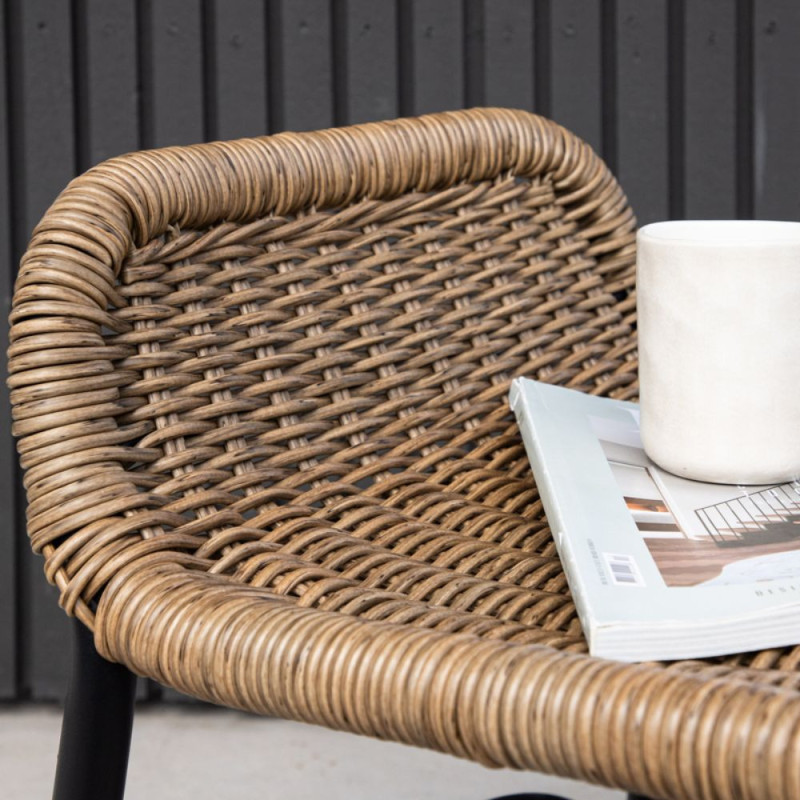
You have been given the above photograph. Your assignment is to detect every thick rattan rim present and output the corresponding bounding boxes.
[9,109,800,800]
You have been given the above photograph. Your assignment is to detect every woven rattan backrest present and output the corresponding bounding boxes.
[9,109,636,629]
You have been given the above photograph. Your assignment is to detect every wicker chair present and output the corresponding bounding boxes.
[8,108,800,800]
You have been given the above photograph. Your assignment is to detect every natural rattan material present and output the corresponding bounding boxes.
[9,109,800,800]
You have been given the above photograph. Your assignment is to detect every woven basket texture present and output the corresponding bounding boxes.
[8,109,800,800]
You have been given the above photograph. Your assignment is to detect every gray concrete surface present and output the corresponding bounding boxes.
[0,705,625,800]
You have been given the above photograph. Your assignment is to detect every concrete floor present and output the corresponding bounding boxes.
[0,705,625,800]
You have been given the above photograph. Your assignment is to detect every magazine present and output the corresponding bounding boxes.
[509,377,800,662]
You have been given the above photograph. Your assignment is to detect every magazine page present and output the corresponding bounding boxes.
[509,378,800,660]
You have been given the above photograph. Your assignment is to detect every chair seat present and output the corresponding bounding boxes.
[9,108,800,800]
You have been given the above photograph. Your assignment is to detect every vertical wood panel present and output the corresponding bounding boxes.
[549,0,603,153]
[684,1,737,218]
[407,0,464,115]
[270,0,334,132]
[735,0,754,219]
[753,1,800,219]
[10,0,75,701]
[614,0,670,225]
[463,0,484,108]
[81,0,139,166]
[483,0,534,111]
[337,0,398,124]
[0,0,17,699]
[143,0,205,147]
[211,0,268,140]
[11,0,75,235]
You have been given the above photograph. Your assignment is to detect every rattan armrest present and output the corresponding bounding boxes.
[9,108,800,800]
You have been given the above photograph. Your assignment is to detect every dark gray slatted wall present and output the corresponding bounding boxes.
[0,0,792,702]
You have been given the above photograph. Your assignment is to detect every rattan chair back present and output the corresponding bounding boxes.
[11,110,800,800]
[10,108,637,627]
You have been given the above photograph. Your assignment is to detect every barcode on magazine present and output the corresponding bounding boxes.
[603,553,645,587]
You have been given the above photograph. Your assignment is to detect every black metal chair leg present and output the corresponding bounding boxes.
[52,618,138,800]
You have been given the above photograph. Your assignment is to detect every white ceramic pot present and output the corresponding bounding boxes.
[636,220,800,484]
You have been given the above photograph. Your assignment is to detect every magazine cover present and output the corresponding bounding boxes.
[509,377,800,661]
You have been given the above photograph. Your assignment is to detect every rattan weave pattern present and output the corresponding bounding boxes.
[9,109,800,800]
